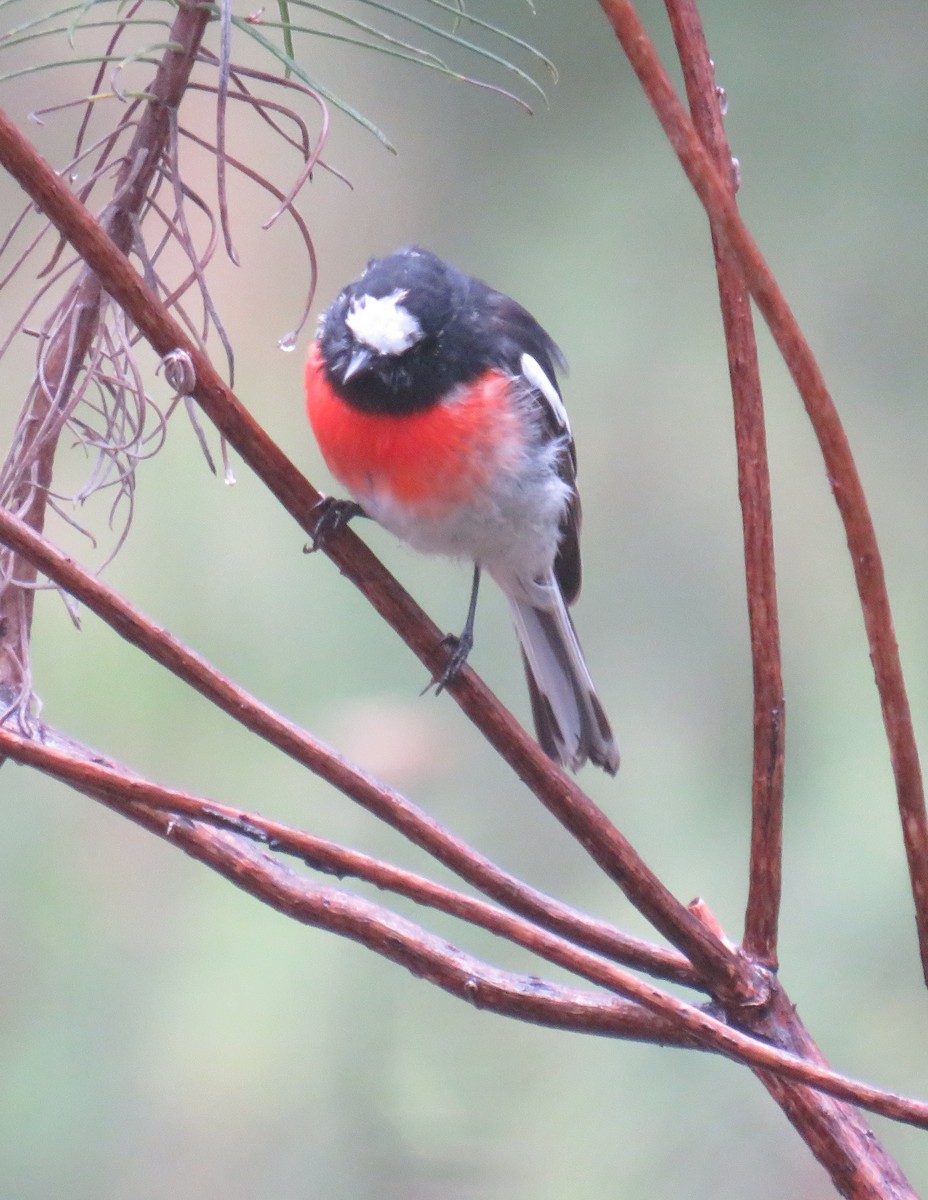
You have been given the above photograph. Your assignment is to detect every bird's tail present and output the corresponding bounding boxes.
[507,583,619,775]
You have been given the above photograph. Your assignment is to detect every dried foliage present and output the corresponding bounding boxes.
[0,2,925,1198]
[0,0,542,719]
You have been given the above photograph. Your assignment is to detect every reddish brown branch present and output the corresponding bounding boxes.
[4,721,927,1131]
[0,21,924,1188]
[596,2,926,1192]
[121,803,690,1044]
[152,815,928,1129]
[751,987,918,1200]
[0,106,758,1007]
[0,721,695,1013]
[0,502,695,990]
[0,0,212,711]
[663,0,785,964]
[596,0,928,988]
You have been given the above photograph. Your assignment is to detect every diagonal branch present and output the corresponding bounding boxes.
[153,810,928,1129]
[664,0,785,965]
[0,501,694,990]
[750,986,918,1199]
[0,721,696,1011]
[3,720,927,1131]
[0,106,760,1007]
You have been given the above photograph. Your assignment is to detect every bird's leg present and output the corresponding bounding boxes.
[433,564,481,694]
[305,497,367,552]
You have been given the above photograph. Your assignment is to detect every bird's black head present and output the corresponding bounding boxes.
[317,247,473,414]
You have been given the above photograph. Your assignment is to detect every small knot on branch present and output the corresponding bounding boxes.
[158,347,197,396]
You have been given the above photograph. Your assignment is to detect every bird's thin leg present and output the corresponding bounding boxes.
[305,497,367,552]
[433,564,481,694]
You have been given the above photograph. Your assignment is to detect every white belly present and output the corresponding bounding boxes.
[358,457,571,604]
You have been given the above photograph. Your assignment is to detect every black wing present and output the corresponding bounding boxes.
[480,287,582,605]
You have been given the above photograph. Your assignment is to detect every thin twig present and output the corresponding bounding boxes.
[596,0,928,989]
[598,3,925,1193]
[0,0,212,718]
[663,0,785,965]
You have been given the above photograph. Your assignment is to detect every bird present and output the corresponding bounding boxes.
[303,246,618,775]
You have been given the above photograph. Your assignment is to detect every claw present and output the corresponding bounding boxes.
[305,497,365,553]
[426,564,481,695]
[429,630,474,695]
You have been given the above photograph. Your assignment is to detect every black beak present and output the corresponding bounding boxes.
[342,346,373,382]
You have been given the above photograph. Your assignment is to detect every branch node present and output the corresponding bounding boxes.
[158,347,197,395]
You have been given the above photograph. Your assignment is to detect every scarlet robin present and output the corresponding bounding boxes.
[304,247,618,774]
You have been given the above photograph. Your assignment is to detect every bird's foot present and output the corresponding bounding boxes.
[427,630,474,695]
[304,497,365,553]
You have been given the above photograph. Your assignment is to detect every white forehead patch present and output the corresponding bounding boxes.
[345,288,423,356]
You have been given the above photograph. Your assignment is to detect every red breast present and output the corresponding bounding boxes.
[304,342,524,519]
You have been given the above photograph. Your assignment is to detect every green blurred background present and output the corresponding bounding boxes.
[1,1,927,1196]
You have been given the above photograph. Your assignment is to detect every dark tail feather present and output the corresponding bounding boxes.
[509,590,619,775]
